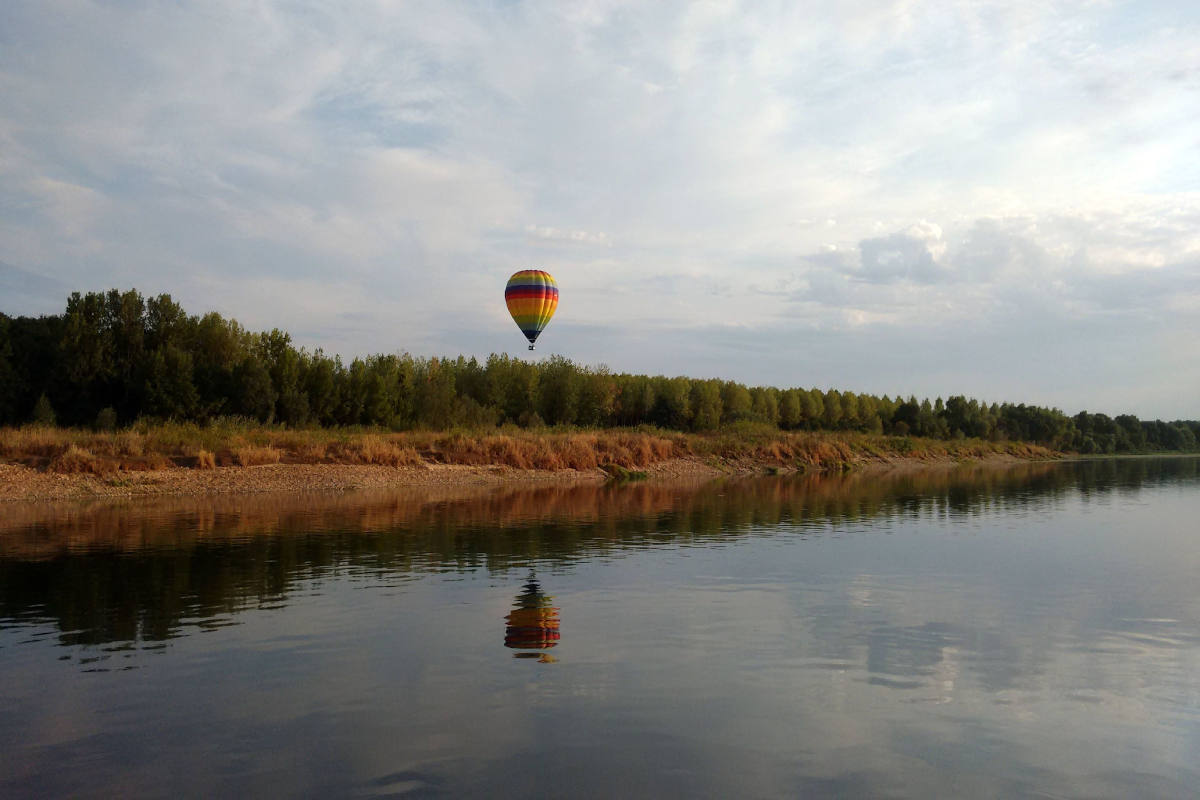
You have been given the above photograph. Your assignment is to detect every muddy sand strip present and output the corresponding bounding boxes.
[0,452,1049,504]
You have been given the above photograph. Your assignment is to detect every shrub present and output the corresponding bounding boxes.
[32,394,56,426]
[600,463,649,482]
[95,407,118,432]
[49,445,105,474]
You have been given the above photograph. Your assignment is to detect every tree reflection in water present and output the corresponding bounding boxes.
[505,573,560,663]
[1,458,1196,651]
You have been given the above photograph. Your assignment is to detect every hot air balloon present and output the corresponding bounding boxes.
[505,270,558,350]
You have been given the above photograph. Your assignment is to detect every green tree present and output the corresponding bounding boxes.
[689,379,723,431]
[802,389,823,430]
[779,389,803,430]
[875,395,897,431]
[822,389,842,430]
[506,359,540,424]
[840,391,859,430]
[192,312,246,418]
[103,289,147,419]
[5,285,1197,451]
[302,351,342,426]
[144,346,199,419]
[0,314,17,424]
[653,377,692,429]
[577,368,617,428]
[751,387,780,426]
[538,355,581,426]
[145,294,191,352]
[917,399,938,437]
[857,394,882,434]
[60,291,111,423]
[339,358,369,424]
[453,356,488,408]
[720,381,752,424]
[614,375,655,426]
[234,356,276,422]
[416,357,458,428]
[1115,414,1147,451]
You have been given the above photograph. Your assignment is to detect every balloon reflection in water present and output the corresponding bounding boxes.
[505,575,560,663]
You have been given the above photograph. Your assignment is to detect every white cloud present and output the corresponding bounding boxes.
[0,0,1198,415]
[524,225,610,245]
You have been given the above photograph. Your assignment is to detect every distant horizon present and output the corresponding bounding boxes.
[2,2,1197,419]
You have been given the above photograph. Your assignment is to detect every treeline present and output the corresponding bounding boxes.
[1,289,1197,452]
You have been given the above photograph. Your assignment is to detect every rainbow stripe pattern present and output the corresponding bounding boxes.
[505,269,558,349]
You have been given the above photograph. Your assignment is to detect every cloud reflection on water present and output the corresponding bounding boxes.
[0,458,1198,797]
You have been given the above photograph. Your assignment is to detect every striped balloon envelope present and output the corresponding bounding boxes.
[505,269,558,350]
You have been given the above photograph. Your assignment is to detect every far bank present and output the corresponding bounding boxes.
[0,424,1061,502]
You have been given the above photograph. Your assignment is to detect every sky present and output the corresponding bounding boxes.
[1,0,1198,419]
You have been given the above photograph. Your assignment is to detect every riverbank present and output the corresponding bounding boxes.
[0,424,1060,502]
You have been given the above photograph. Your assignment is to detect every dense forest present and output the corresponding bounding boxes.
[1,289,1196,454]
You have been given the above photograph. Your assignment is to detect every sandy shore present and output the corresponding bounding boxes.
[0,453,1048,503]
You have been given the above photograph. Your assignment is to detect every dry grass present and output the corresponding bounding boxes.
[0,421,1058,476]
[687,429,1057,471]
[0,426,69,460]
[291,442,328,462]
[234,446,281,467]
[327,435,421,467]
[428,430,684,471]
[47,444,106,475]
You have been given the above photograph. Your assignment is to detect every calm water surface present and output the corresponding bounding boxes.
[1,458,1198,798]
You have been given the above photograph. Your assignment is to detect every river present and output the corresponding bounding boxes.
[1,458,1198,797]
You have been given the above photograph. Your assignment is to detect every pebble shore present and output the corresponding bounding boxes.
[0,458,725,503]
[0,451,1046,504]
